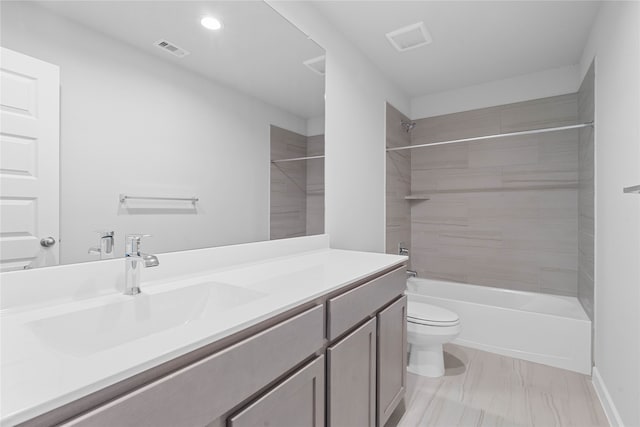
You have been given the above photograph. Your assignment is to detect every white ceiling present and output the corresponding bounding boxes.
[311,1,600,98]
[34,1,325,119]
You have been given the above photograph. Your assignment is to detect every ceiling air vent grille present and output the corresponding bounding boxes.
[386,22,432,52]
[154,39,190,58]
[303,55,326,76]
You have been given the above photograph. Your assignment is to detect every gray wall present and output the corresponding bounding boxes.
[385,104,412,261]
[270,126,324,240]
[577,63,595,319]
[408,94,581,296]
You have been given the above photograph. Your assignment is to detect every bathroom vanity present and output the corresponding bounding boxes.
[1,236,407,427]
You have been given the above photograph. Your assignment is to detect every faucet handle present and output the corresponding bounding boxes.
[126,233,151,241]
[398,242,409,256]
[125,234,151,255]
[89,230,115,257]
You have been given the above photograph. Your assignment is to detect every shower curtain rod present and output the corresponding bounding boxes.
[271,155,325,163]
[386,122,594,152]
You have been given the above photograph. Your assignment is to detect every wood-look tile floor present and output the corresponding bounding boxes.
[396,344,608,427]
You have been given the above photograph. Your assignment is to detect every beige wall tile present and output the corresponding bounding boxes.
[538,130,580,164]
[501,164,578,189]
[500,93,578,132]
[433,167,504,191]
[412,107,501,144]
[270,126,325,240]
[412,250,468,283]
[407,94,581,296]
[468,137,539,168]
[412,144,468,170]
[305,134,324,235]
[540,267,580,295]
[410,170,439,193]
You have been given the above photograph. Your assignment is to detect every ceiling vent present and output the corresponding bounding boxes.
[154,39,190,58]
[303,55,326,76]
[386,22,432,52]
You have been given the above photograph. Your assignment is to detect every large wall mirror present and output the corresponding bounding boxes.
[0,1,325,271]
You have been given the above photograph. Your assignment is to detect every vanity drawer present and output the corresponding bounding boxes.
[228,355,325,427]
[327,266,405,341]
[63,305,324,427]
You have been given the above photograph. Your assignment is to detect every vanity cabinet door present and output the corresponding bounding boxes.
[377,296,407,426]
[327,318,377,427]
[228,356,325,427]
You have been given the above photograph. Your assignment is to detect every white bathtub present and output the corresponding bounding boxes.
[406,277,592,374]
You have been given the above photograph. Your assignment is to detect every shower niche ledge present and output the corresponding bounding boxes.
[404,195,431,201]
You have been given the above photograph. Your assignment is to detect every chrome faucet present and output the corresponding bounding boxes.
[124,234,159,295]
[398,243,409,257]
[88,230,115,259]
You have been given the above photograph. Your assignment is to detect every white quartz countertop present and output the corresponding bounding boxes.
[0,247,406,425]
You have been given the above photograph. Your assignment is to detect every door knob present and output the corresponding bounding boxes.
[40,237,56,247]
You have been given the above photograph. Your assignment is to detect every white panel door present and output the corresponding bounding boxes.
[0,47,60,271]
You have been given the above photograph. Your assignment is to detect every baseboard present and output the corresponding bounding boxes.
[592,367,625,427]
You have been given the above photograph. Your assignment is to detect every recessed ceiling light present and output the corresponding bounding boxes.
[201,16,222,31]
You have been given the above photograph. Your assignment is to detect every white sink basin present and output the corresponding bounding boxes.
[29,282,266,356]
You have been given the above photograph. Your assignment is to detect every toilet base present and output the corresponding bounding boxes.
[407,343,445,377]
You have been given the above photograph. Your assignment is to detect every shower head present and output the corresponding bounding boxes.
[401,120,416,132]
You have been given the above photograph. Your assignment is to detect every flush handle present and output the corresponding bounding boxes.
[40,237,56,247]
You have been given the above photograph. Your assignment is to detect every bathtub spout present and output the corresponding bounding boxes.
[407,270,418,278]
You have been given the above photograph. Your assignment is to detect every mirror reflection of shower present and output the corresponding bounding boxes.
[270,125,325,240]
[401,119,416,132]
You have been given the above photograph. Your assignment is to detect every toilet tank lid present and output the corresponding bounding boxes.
[407,300,459,323]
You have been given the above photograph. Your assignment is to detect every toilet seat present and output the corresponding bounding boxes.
[408,317,460,327]
[407,301,460,327]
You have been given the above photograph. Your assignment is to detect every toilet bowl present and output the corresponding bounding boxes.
[407,300,461,378]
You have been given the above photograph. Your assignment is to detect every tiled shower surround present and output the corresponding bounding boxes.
[306,134,325,236]
[387,90,594,298]
[270,125,325,240]
[577,63,595,320]
[386,105,412,261]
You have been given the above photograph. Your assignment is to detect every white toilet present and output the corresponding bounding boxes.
[407,299,461,378]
